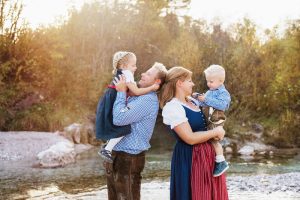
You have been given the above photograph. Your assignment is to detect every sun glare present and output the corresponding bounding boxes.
[21,0,300,29]
[188,0,300,29]
[21,0,89,28]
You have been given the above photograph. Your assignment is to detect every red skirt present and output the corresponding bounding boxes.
[191,142,228,200]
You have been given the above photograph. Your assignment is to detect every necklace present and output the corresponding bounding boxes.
[175,97,200,111]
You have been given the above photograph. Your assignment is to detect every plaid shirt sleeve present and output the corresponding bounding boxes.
[113,92,154,126]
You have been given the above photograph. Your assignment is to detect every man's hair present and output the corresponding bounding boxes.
[152,62,168,86]
[204,64,226,82]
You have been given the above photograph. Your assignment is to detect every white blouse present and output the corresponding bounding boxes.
[122,70,135,83]
[162,98,188,129]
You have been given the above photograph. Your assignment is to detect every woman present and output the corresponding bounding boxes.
[160,66,228,200]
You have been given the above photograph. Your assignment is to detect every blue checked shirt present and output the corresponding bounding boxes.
[199,84,231,111]
[112,91,159,154]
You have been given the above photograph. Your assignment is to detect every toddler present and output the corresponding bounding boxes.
[193,64,231,177]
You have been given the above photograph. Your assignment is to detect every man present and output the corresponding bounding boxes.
[104,62,168,200]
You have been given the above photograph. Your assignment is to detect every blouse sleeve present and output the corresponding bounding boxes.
[122,70,135,83]
[162,100,188,129]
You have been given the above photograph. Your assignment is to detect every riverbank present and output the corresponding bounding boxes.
[12,173,300,200]
[1,131,300,199]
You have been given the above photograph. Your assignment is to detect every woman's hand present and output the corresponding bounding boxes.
[212,126,225,140]
[113,75,127,92]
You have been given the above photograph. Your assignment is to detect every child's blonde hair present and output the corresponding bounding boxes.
[112,51,136,74]
[204,64,226,82]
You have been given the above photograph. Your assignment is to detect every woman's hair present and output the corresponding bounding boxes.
[159,66,192,108]
[112,51,136,74]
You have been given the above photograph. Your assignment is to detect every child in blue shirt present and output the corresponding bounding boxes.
[193,64,231,177]
[95,51,159,163]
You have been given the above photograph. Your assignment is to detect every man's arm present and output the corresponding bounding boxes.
[113,92,154,126]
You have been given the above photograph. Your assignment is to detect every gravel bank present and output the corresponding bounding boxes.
[19,173,300,200]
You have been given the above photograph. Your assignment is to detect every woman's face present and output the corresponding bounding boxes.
[179,77,194,95]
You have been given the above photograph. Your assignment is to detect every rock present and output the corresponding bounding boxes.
[243,131,262,141]
[64,123,82,143]
[61,122,101,146]
[0,132,70,162]
[240,155,254,161]
[238,141,275,157]
[259,151,266,155]
[252,123,264,133]
[220,137,231,146]
[225,146,233,154]
[74,144,93,154]
[238,145,255,155]
[36,141,76,168]
[246,142,274,152]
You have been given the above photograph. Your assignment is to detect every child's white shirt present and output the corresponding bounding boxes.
[122,70,135,84]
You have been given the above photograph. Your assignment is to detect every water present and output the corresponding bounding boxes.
[1,147,300,199]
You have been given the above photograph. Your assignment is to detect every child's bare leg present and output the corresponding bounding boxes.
[211,140,225,163]
[211,140,223,156]
[212,139,229,177]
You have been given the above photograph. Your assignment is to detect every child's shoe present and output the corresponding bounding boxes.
[213,161,229,177]
[98,146,113,163]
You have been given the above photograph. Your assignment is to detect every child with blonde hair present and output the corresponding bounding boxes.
[193,64,231,177]
[95,51,159,162]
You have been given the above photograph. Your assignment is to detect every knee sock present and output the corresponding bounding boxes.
[105,137,123,152]
[215,155,225,163]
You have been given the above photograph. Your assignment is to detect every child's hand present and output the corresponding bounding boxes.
[151,83,160,91]
[192,92,200,99]
[197,94,205,102]
[192,92,205,102]
[186,96,200,106]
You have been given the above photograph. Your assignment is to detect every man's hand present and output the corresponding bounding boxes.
[113,75,127,92]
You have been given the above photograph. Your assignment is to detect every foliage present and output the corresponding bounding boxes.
[0,1,299,146]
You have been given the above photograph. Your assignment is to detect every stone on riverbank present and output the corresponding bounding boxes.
[0,131,93,168]
[37,141,76,168]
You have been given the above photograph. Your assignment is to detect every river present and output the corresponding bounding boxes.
[1,146,300,200]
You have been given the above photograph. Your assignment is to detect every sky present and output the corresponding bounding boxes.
[21,0,300,30]
[187,0,300,29]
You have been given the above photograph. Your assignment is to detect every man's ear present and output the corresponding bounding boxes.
[155,79,161,85]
